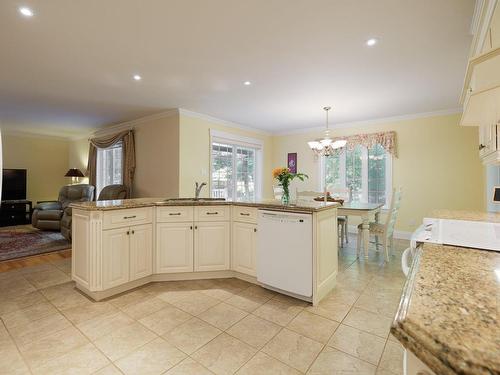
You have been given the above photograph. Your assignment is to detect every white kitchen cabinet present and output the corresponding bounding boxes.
[479,123,498,157]
[156,222,194,273]
[102,227,130,289]
[129,224,153,281]
[232,221,257,276]
[194,221,230,272]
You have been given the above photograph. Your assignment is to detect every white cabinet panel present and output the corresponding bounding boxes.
[232,222,256,276]
[102,227,130,289]
[129,224,153,281]
[195,206,230,222]
[102,207,153,230]
[194,221,230,272]
[157,206,194,223]
[156,222,194,273]
[232,206,258,224]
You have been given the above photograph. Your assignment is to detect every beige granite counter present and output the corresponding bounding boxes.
[70,197,340,213]
[392,210,500,375]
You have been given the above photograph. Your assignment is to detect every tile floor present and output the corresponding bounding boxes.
[0,235,408,374]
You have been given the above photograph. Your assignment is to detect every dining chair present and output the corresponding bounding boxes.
[356,187,403,261]
[329,188,350,245]
[296,190,347,249]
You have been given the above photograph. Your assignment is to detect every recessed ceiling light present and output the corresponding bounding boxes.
[366,38,379,47]
[19,6,34,17]
[133,74,142,81]
[243,81,251,86]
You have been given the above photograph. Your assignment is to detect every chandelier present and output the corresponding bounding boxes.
[308,107,347,156]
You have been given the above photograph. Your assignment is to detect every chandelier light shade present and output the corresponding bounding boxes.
[308,107,347,156]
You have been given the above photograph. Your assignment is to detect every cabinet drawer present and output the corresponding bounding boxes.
[157,206,194,223]
[232,206,257,224]
[195,206,230,222]
[102,207,153,230]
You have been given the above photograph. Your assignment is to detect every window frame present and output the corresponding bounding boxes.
[209,129,263,202]
[320,145,393,209]
[95,141,124,198]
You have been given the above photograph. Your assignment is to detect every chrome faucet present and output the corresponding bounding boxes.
[195,182,207,199]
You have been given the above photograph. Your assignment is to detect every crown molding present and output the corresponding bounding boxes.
[0,128,75,141]
[272,108,463,136]
[178,108,272,136]
[92,109,179,137]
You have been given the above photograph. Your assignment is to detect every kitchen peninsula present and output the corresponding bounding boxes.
[70,198,339,305]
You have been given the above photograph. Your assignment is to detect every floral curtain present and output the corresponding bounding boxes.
[332,131,397,157]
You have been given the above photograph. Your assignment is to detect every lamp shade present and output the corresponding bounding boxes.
[65,168,84,178]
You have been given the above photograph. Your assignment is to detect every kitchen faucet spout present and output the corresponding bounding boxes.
[195,182,207,199]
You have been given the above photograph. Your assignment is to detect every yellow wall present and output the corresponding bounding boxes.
[178,114,274,199]
[2,132,69,203]
[272,114,485,233]
[68,138,90,184]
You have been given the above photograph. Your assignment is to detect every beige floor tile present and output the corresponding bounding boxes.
[108,289,152,309]
[305,298,351,323]
[18,326,89,369]
[115,337,186,375]
[0,290,45,315]
[0,276,36,297]
[326,288,361,306]
[271,294,308,307]
[388,333,399,343]
[119,297,168,320]
[2,301,58,328]
[343,308,393,339]
[262,328,323,373]
[139,305,191,335]
[375,368,397,375]
[8,312,72,346]
[378,341,404,374]
[198,302,248,330]
[191,333,257,375]
[354,291,401,318]
[40,282,92,310]
[225,291,270,312]
[31,342,109,375]
[163,317,221,355]
[199,282,238,301]
[308,346,377,374]
[91,364,124,375]
[164,357,214,375]
[227,314,281,349]
[236,352,301,375]
[241,285,276,300]
[24,268,71,289]
[0,340,31,375]
[253,299,303,326]
[93,322,157,361]
[327,324,386,365]
[77,311,135,341]
[61,301,119,325]
[287,310,339,344]
[158,290,221,316]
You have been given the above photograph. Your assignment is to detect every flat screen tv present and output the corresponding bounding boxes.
[2,169,27,201]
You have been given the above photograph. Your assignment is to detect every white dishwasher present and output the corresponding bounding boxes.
[257,210,312,298]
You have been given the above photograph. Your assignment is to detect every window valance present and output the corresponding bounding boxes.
[332,131,397,157]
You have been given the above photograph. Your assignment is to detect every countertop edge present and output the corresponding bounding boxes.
[390,247,497,375]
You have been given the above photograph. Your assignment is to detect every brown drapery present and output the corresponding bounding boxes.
[86,130,136,198]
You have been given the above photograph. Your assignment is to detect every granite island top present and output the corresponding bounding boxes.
[70,197,340,213]
[391,210,500,375]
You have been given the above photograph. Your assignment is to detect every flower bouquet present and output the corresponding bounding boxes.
[272,167,308,204]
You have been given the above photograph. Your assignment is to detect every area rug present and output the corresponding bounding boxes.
[0,225,70,261]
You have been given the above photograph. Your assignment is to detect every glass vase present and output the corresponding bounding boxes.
[281,184,290,205]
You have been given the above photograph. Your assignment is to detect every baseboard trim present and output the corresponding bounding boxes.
[347,225,412,240]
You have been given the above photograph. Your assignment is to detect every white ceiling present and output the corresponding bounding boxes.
[0,0,474,136]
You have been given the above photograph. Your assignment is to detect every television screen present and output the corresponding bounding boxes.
[2,169,27,201]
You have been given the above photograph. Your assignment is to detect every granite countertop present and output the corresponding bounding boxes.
[391,210,500,375]
[70,197,340,213]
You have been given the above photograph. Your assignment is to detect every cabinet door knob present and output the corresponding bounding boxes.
[126,231,130,235]
[131,230,135,234]
[195,226,198,229]
[479,144,486,150]
[190,226,193,230]
[254,228,257,232]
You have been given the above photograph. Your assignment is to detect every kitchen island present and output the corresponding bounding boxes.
[70,198,339,305]
[391,210,500,375]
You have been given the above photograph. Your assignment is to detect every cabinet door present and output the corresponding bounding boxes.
[194,221,230,272]
[156,222,194,273]
[232,222,256,276]
[479,124,497,157]
[129,224,153,281]
[102,227,130,289]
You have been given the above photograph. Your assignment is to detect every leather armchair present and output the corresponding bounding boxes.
[32,184,95,240]
[98,184,127,201]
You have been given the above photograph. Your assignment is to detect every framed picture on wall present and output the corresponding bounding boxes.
[287,153,297,173]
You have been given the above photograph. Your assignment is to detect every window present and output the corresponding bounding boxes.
[210,130,262,202]
[96,141,123,197]
[322,144,392,207]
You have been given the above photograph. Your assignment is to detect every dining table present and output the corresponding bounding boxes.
[337,202,385,258]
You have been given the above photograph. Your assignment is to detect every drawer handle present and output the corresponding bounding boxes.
[206,212,219,215]
[254,228,257,232]
[169,213,181,216]
[126,230,130,235]
[123,215,137,219]
[240,213,250,216]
